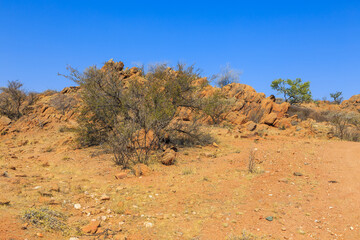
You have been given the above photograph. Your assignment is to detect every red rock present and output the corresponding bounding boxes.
[100,194,110,201]
[161,149,176,165]
[133,163,151,176]
[115,172,127,179]
[262,112,278,126]
[82,221,100,234]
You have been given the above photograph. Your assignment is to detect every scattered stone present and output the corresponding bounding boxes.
[144,222,153,228]
[161,149,176,165]
[42,162,50,167]
[2,171,10,178]
[69,238,79,240]
[0,198,10,206]
[328,180,338,183]
[115,172,127,179]
[22,223,29,230]
[9,166,16,170]
[82,220,100,234]
[247,122,257,131]
[293,172,303,177]
[222,223,229,228]
[234,135,239,138]
[36,232,44,237]
[212,142,219,148]
[265,216,273,221]
[15,174,27,177]
[278,178,288,183]
[133,163,151,176]
[298,229,306,235]
[49,184,60,192]
[74,203,81,209]
[100,194,110,201]
[281,227,286,231]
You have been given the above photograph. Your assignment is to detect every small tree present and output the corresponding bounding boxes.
[213,64,240,88]
[62,61,212,168]
[0,80,26,120]
[330,91,343,104]
[271,78,312,104]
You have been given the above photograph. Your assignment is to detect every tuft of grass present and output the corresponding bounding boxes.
[227,230,258,240]
[62,156,72,161]
[248,148,257,174]
[182,167,194,175]
[44,146,54,153]
[23,207,69,233]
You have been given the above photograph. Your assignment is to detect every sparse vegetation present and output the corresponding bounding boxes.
[248,148,257,173]
[201,89,235,124]
[271,78,312,104]
[50,94,78,115]
[0,80,26,120]
[327,111,360,141]
[330,91,343,104]
[62,61,212,168]
[213,64,240,88]
[23,207,69,233]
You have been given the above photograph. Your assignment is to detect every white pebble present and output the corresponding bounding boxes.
[144,222,153,228]
[74,204,81,210]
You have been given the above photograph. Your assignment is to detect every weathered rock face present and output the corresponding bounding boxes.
[340,94,360,113]
[201,83,290,127]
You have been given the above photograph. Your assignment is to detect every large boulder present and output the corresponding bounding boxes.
[340,94,360,112]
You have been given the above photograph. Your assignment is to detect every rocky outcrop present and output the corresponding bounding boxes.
[202,83,290,127]
[340,94,360,113]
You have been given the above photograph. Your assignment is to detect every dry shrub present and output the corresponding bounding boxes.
[287,105,327,122]
[50,94,78,115]
[0,80,26,120]
[62,62,212,168]
[327,111,360,141]
[201,89,235,124]
[23,207,69,233]
[248,148,257,173]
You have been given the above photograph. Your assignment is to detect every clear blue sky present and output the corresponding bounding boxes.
[1,0,359,99]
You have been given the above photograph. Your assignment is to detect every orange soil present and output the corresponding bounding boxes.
[0,126,359,240]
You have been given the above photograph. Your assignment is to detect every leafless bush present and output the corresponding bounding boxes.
[0,80,26,120]
[327,111,360,141]
[287,105,328,122]
[213,64,241,88]
[50,94,78,115]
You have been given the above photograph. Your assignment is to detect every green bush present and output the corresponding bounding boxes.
[271,78,312,104]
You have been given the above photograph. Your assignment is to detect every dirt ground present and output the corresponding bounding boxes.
[0,125,359,240]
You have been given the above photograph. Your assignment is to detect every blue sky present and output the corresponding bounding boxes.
[1,0,359,99]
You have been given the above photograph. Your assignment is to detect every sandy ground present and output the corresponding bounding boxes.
[0,126,359,240]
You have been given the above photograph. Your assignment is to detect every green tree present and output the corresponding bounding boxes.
[330,91,343,104]
[271,78,312,104]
